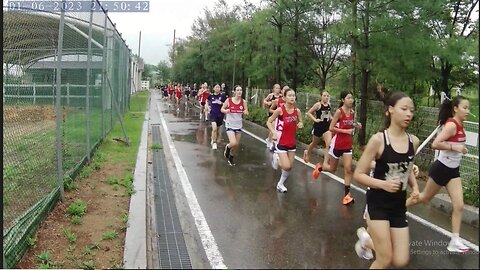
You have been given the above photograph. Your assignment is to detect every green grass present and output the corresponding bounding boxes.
[66,199,87,217]
[101,230,118,240]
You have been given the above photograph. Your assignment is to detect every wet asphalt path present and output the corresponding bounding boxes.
[151,92,479,269]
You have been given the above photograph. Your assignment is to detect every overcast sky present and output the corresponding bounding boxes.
[108,0,261,65]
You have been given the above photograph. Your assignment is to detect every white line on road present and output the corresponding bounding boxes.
[242,128,479,252]
[157,103,227,269]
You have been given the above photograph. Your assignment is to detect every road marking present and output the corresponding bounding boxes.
[157,103,227,269]
[242,127,479,252]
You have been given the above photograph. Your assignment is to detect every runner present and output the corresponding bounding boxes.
[303,90,332,163]
[352,91,420,268]
[268,85,289,153]
[221,85,249,166]
[266,87,304,193]
[263,84,282,150]
[167,82,174,101]
[175,84,183,107]
[312,90,362,205]
[192,83,198,102]
[198,83,210,120]
[184,83,191,104]
[406,95,471,253]
[206,83,227,150]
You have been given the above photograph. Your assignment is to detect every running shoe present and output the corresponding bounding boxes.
[269,143,276,152]
[228,156,235,166]
[343,193,354,205]
[212,142,217,150]
[356,227,374,260]
[265,138,271,149]
[355,240,373,260]
[303,150,309,163]
[312,163,322,180]
[224,145,231,159]
[276,183,287,193]
[447,238,470,253]
[271,152,279,170]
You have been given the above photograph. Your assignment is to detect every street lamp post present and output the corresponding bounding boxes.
[232,41,237,90]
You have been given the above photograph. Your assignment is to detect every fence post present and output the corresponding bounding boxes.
[255,89,259,106]
[33,83,36,105]
[66,83,70,106]
[101,11,108,139]
[55,0,66,201]
[306,93,309,111]
[85,1,93,162]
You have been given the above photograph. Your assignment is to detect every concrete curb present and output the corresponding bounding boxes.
[243,119,479,228]
[123,109,149,269]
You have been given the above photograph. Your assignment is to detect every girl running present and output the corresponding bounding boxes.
[221,85,249,166]
[198,83,210,120]
[312,90,362,205]
[353,91,420,268]
[406,95,471,253]
[263,84,282,150]
[303,90,332,163]
[206,83,227,150]
[268,85,289,153]
[191,83,198,102]
[267,88,304,193]
[175,84,183,106]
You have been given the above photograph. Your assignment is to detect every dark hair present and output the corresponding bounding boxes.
[338,90,353,108]
[383,91,409,129]
[438,95,467,125]
[284,87,295,96]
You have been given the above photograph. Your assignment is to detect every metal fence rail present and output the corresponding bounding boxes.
[3,1,133,267]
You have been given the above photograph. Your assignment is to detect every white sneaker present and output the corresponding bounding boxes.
[356,227,374,259]
[447,238,470,253]
[271,152,279,170]
[355,240,373,260]
[212,142,217,150]
[276,183,287,193]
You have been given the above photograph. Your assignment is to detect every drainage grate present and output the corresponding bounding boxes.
[151,126,192,269]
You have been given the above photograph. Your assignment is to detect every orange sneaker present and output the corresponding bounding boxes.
[303,150,309,163]
[312,163,322,180]
[343,193,354,205]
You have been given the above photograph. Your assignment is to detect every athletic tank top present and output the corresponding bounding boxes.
[200,90,209,103]
[367,130,414,207]
[225,98,244,130]
[267,94,281,116]
[278,105,298,148]
[208,93,226,117]
[313,103,331,129]
[437,118,465,168]
[331,107,354,150]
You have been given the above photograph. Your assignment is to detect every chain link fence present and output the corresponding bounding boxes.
[3,1,134,267]
[245,88,478,195]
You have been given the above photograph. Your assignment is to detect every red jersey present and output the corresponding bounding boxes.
[445,118,466,143]
[331,107,354,150]
[167,85,174,95]
[438,118,466,168]
[200,91,210,103]
[278,105,298,148]
[175,88,182,98]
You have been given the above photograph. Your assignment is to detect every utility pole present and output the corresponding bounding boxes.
[138,31,141,58]
[172,29,176,66]
[232,40,237,89]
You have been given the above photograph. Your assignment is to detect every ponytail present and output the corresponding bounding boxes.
[438,95,466,125]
